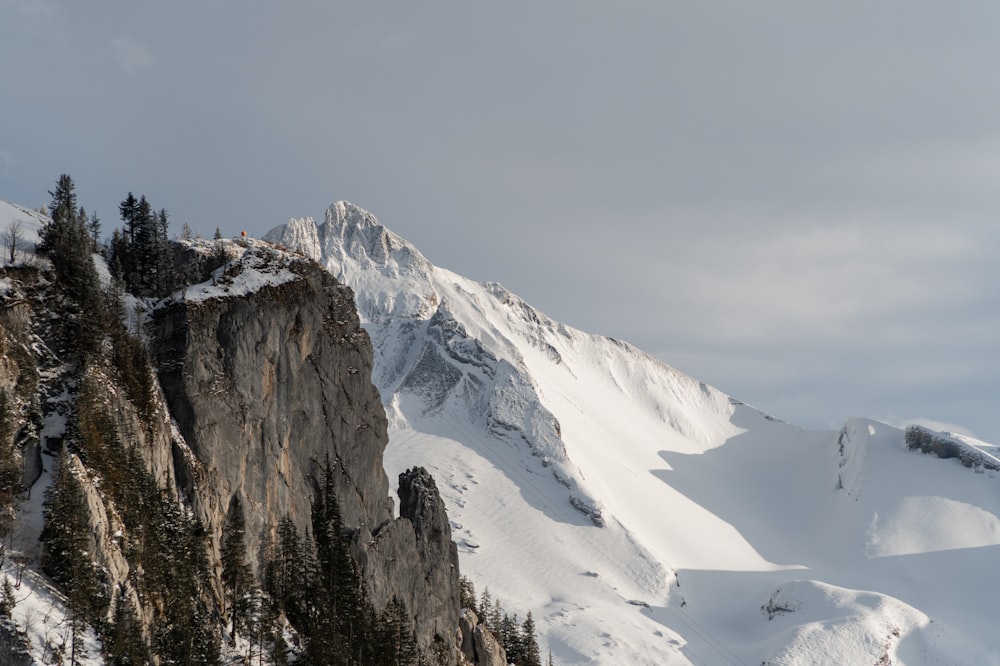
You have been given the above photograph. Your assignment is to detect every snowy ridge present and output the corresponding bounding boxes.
[0,199,47,264]
[177,239,303,303]
[266,205,603,526]
[267,202,1000,665]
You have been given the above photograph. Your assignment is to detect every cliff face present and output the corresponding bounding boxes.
[361,467,461,650]
[0,236,463,662]
[151,242,460,654]
[153,252,391,567]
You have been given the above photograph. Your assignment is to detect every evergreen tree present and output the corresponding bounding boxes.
[39,174,78,255]
[488,598,503,636]
[38,175,104,357]
[378,596,419,666]
[306,458,376,665]
[264,516,309,629]
[132,195,156,295]
[478,587,493,628]
[0,388,19,506]
[499,613,520,664]
[0,577,16,619]
[40,450,108,663]
[77,205,88,246]
[259,587,289,666]
[105,587,149,665]
[521,611,542,666]
[118,192,138,244]
[459,575,476,611]
[156,207,174,294]
[88,210,101,250]
[109,229,130,288]
[115,192,175,297]
[152,513,220,664]
[220,496,253,637]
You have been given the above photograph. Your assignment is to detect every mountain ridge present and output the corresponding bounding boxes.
[267,200,1000,665]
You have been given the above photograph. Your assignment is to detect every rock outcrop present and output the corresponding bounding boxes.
[153,248,391,575]
[151,242,462,657]
[458,609,507,666]
[905,425,1000,471]
[1,233,466,662]
[360,467,461,650]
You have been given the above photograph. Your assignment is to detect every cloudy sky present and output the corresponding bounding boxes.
[3,2,999,441]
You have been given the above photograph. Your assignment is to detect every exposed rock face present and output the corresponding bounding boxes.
[150,244,462,656]
[2,239,465,661]
[266,203,606,527]
[458,609,507,666]
[153,253,391,572]
[360,467,460,649]
[0,268,44,492]
[905,425,999,471]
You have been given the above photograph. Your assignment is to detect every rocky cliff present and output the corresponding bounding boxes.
[0,236,465,663]
[151,241,461,656]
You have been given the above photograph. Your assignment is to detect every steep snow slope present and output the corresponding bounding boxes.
[267,203,1000,665]
[0,199,45,266]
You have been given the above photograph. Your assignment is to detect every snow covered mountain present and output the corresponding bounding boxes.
[267,202,1000,666]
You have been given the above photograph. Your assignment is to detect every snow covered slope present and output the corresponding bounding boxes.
[267,202,1000,665]
[0,199,45,266]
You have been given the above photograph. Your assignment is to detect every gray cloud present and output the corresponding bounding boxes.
[2,2,998,441]
[111,37,153,75]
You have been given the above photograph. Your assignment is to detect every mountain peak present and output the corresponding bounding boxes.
[265,201,1000,665]
[327,199,380,230]
[267,200,432,284]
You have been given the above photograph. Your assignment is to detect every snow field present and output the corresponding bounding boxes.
[272,202,1000,665]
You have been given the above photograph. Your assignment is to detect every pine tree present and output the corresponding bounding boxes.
[488,598,503,636]
[0,388,19,506]
[119,193,138,244]
[499,613,520,664]
[265,516,309,629]
[155,207,173,295]
[109,229,130,287]
[307,457,376,665]
[152,513,220,664]
[40,450,108,663]
[88,210,101,250]
[39,174,78,256]
[116,193,175,297]
[459,575,476,611]
[0,577,15,619]
[221,496,254,638]
[478,587,493,628]
[39,175,104,357]
[133,195,156,295]
[105,587,149,665]
[378,596,419,666]
[521,611,542,666]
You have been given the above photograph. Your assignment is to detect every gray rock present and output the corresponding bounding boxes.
[151,248,462,658]
[3,244,467,662]
[457,609,507,666]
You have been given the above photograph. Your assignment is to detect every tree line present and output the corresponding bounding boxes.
[460,575,549,666]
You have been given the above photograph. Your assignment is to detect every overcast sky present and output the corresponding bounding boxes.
[3,1,999,442]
